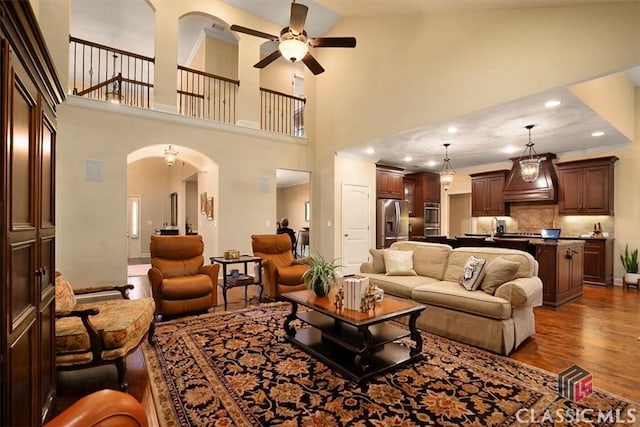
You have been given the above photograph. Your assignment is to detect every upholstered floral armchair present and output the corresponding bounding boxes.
[54,272,155,391]
[251,234,309,299]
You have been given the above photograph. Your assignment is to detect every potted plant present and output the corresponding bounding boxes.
[620,244,639,285]
[301,254,341,297]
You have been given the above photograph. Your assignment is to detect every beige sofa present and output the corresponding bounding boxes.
[358,241,543,355]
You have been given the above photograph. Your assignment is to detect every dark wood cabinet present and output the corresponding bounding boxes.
[557,157,618,215]
[583,238,614,286]
[419,172,441,204]
[470,171,510,216]
[403,177,416,216]
[376,165,404,199]
[535,240,584,309]
[1,3,64,425]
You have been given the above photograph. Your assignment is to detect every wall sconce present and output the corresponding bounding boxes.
[164,145,178,167]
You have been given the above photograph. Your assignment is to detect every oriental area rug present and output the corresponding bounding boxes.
[142,303,638,426]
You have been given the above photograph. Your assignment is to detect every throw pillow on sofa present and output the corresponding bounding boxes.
[460,255,486,290]
[383,249,417,276]
[481,256,520,294]
[369,248,386,273]
[55,274,77,312]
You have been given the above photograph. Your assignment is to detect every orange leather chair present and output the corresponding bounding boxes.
[148,235,219,316]
[46,389,147,427]
[251,234,308,299]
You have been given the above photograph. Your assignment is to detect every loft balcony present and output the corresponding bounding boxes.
[69,36,306,138]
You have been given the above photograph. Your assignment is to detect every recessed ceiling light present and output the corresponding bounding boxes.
[591,131,605,137]
[544,100,562,108]
[447,126,458,134]
[364,147,375,154]
[501,145,520,154]
[404,156,413,162]
[426,160,438,167]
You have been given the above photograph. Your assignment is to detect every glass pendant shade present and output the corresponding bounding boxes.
[519,158,540,182]
[279,38,308,62]
[439,143,455,191]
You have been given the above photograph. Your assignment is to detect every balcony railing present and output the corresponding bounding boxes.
[260,88,306,137]
[69,36,154,108]
[69,37,306,137]
[177,66,238,124]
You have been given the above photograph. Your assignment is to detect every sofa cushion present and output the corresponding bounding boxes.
[357,273,437,298]
[390,242,452,280]
[481,257,520,295]
[55,275,77,312]
[443,247,536,283]
[369,249,386,273]
[383,249,416,276]
[411,281,511,320]
[460,256,487,291]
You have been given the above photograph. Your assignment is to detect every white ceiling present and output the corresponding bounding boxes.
[71,0,640,172]
[276,169,310,187]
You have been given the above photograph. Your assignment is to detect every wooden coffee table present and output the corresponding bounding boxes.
[281,288,426,383]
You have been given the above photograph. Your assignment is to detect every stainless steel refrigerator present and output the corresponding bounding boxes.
[376,199,409,248]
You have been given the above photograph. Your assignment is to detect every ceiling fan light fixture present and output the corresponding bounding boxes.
[279,30,309,62]
[439,143,456,191]
[519,124,541,183]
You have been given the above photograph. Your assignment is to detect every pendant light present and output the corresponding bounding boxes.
[164,145,178,167]
[439,143,455,191]
[105,53,122,104]
[519,124,540,183]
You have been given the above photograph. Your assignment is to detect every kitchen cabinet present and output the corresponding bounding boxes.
[557,156,618,215]
[470,171,510,216]
[376,165,404,199]
[0,2,65,425]
[535,240,584,309]
[415,172,440,204]
[583,238,614,286]
[403,177,416,216]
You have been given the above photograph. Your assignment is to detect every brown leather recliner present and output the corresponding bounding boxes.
[251,234,308,299]
[148,235,219,316]
[45,389,147,427]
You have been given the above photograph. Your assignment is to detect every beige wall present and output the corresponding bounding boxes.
[204,36,239,80]
[277,183,310,232]
[56,100,311,285]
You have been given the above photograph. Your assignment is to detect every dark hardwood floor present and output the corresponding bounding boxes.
[53,277,640,426]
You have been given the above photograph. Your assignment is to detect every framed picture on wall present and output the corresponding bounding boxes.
[200,192,207,213]
[206,197,214,220]
[304,201,310,221]
[170,192,178,226]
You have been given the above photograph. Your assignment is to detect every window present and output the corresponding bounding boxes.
[127,195,140,238]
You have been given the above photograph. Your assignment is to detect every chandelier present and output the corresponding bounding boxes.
[439,143,455,191]
[164,145,178,167]
[519,124,541,183]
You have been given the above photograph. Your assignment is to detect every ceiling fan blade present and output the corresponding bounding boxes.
[301,53,325,75]
[289,2,308,35]
[230,24,278,41]
[254,50,282,69]
[308,37,357,48]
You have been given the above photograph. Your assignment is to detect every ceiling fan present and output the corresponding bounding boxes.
[230,1,356,75]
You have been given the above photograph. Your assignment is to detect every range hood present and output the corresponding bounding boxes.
[503,153,558,203]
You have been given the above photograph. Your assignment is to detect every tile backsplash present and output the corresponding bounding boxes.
[475,204,614,237]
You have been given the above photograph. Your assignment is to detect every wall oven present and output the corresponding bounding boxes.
[424,202,440,236]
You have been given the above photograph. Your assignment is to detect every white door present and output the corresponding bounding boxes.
[127,195,141,259]
[341,183,371,276]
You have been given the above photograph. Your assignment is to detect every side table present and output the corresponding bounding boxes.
[211,256,263,309]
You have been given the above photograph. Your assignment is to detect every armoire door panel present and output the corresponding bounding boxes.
[10,241,36,332]
[8,320,38,427]
[10,68,37,229]
[40,114,55,228]
[40,301,55,414]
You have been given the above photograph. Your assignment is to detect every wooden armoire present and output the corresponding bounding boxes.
[1,2,64,425]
